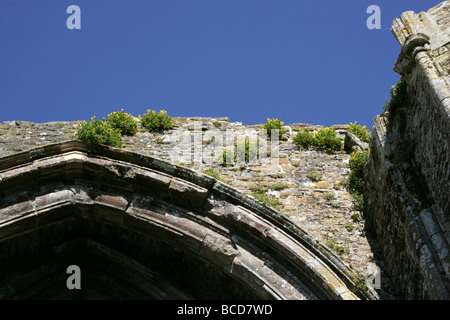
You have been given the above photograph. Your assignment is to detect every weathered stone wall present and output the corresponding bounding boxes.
[365,1,450,299]
[0,118,387,299]
[0,141,363,299]
[6,2,450,299]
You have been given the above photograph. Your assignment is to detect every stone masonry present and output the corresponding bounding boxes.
[2,1,449,300]
[0,118,391,299]
[365,1,450,299]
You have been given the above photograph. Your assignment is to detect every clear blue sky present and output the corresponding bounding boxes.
[0,0,443,128]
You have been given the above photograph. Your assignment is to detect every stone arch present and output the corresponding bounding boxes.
[0,141,370,300]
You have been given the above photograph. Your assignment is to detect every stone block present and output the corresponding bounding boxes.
[34,189,74,210]
[0,200,34,223]
[95,193,129,211]
[315,182,331,189]
[168,178,208,210]
[281,165,296,171]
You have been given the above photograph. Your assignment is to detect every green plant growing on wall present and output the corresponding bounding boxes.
[348,149,369,194]
[249,184,268,193]
[306,172,322,182]
[262,118,287,140]
[314,127,343,154]
[382,77,407,126]
[249,184,281,209]
[201,168,229,184]
[107,109,138,135]
[140,109,174,133]
[174,158,185,166]
[75,117,123,151]
[251,192,281,209]
[351,213,360,223]
[330,202,340,209]
[345,223,355,232]
[352,192,364,212]
[347,148,370,212]
[326,239,345,255]
[219,139,262,165]
[238,139,259,163]
[270,182,289,191]
[266,173,281,180]
[293,129,315,149]
[220,148,235,166]
[348,121,370,143]
[353,275,368,294]
[155,137,165,144]
[293,127,343,154]
[324,193,336,201]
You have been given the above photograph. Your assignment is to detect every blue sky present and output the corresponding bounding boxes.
[0,0,443,129]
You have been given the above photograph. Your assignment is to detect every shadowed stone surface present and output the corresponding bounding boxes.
[365,1,450,299]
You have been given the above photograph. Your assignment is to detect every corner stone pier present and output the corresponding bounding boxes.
[365,1,450,299]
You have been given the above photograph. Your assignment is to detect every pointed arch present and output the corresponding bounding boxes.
[0,141,367,299]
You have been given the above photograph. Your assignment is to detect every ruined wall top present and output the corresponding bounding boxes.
[362,0,450,299]
[391,1,450,49]
[392,1,450,76]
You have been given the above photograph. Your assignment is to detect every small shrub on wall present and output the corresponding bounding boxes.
[262,118,287,140]
[348,121,370,143]
[382,77,407,127]
[201,168,229,184]
[293,127,343,154]
[348,149,369,194]
[293,129,315,149]
[75,117,123,150]
[140,109,174,133]
[107,109,138,135]
[219,140,261,166]
[347,148,370,211]
[314,127,343,154]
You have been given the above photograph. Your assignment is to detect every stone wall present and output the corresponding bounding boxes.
[365,1,450,299]
[0,140,364,299]
[5,2,449,299]
[0,117,387,299]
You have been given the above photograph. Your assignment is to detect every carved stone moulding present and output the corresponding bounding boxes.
[0,140,374,300]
